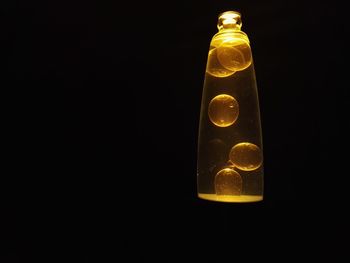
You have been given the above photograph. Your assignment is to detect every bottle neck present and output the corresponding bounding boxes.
[217,11,242,31]
[219,27,241,33]
[217,22,241,32]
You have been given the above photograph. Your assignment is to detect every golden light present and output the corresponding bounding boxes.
[197,11,264,203]
[229,142,263,171]
[208,94,239,127]
[215,167,242,195]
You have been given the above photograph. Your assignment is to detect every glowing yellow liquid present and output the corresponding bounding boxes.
[197,30,263,203]
[198,193,263,203]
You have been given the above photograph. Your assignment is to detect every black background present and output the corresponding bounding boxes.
[2,0,348,262]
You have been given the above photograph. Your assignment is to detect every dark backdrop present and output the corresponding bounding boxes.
[3,0,348,262]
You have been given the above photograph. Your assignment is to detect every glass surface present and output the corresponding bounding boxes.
[197,11,264,203]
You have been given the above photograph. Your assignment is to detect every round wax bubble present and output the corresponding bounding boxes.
[229,142,262,171]
[208,94,239,127]
[215,167,242,195]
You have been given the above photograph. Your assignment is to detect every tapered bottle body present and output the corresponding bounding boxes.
[197,11,264,202]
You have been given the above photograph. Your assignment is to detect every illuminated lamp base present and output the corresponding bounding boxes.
[198,193,263,203]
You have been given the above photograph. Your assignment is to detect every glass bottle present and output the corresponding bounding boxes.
[197,11,264,202]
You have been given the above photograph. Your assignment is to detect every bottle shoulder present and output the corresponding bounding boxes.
[211,30,250,48]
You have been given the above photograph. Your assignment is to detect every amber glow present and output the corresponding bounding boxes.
[197,11,263,203]
[206,39,251,77]
[206,48,235,77]
[198,194,263,203]
[208,94,239,127]
[229,143,262,171]
[215,168,242,195]
[217,39,252,71]
[220,11,240,21]
[217,11,242,30]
